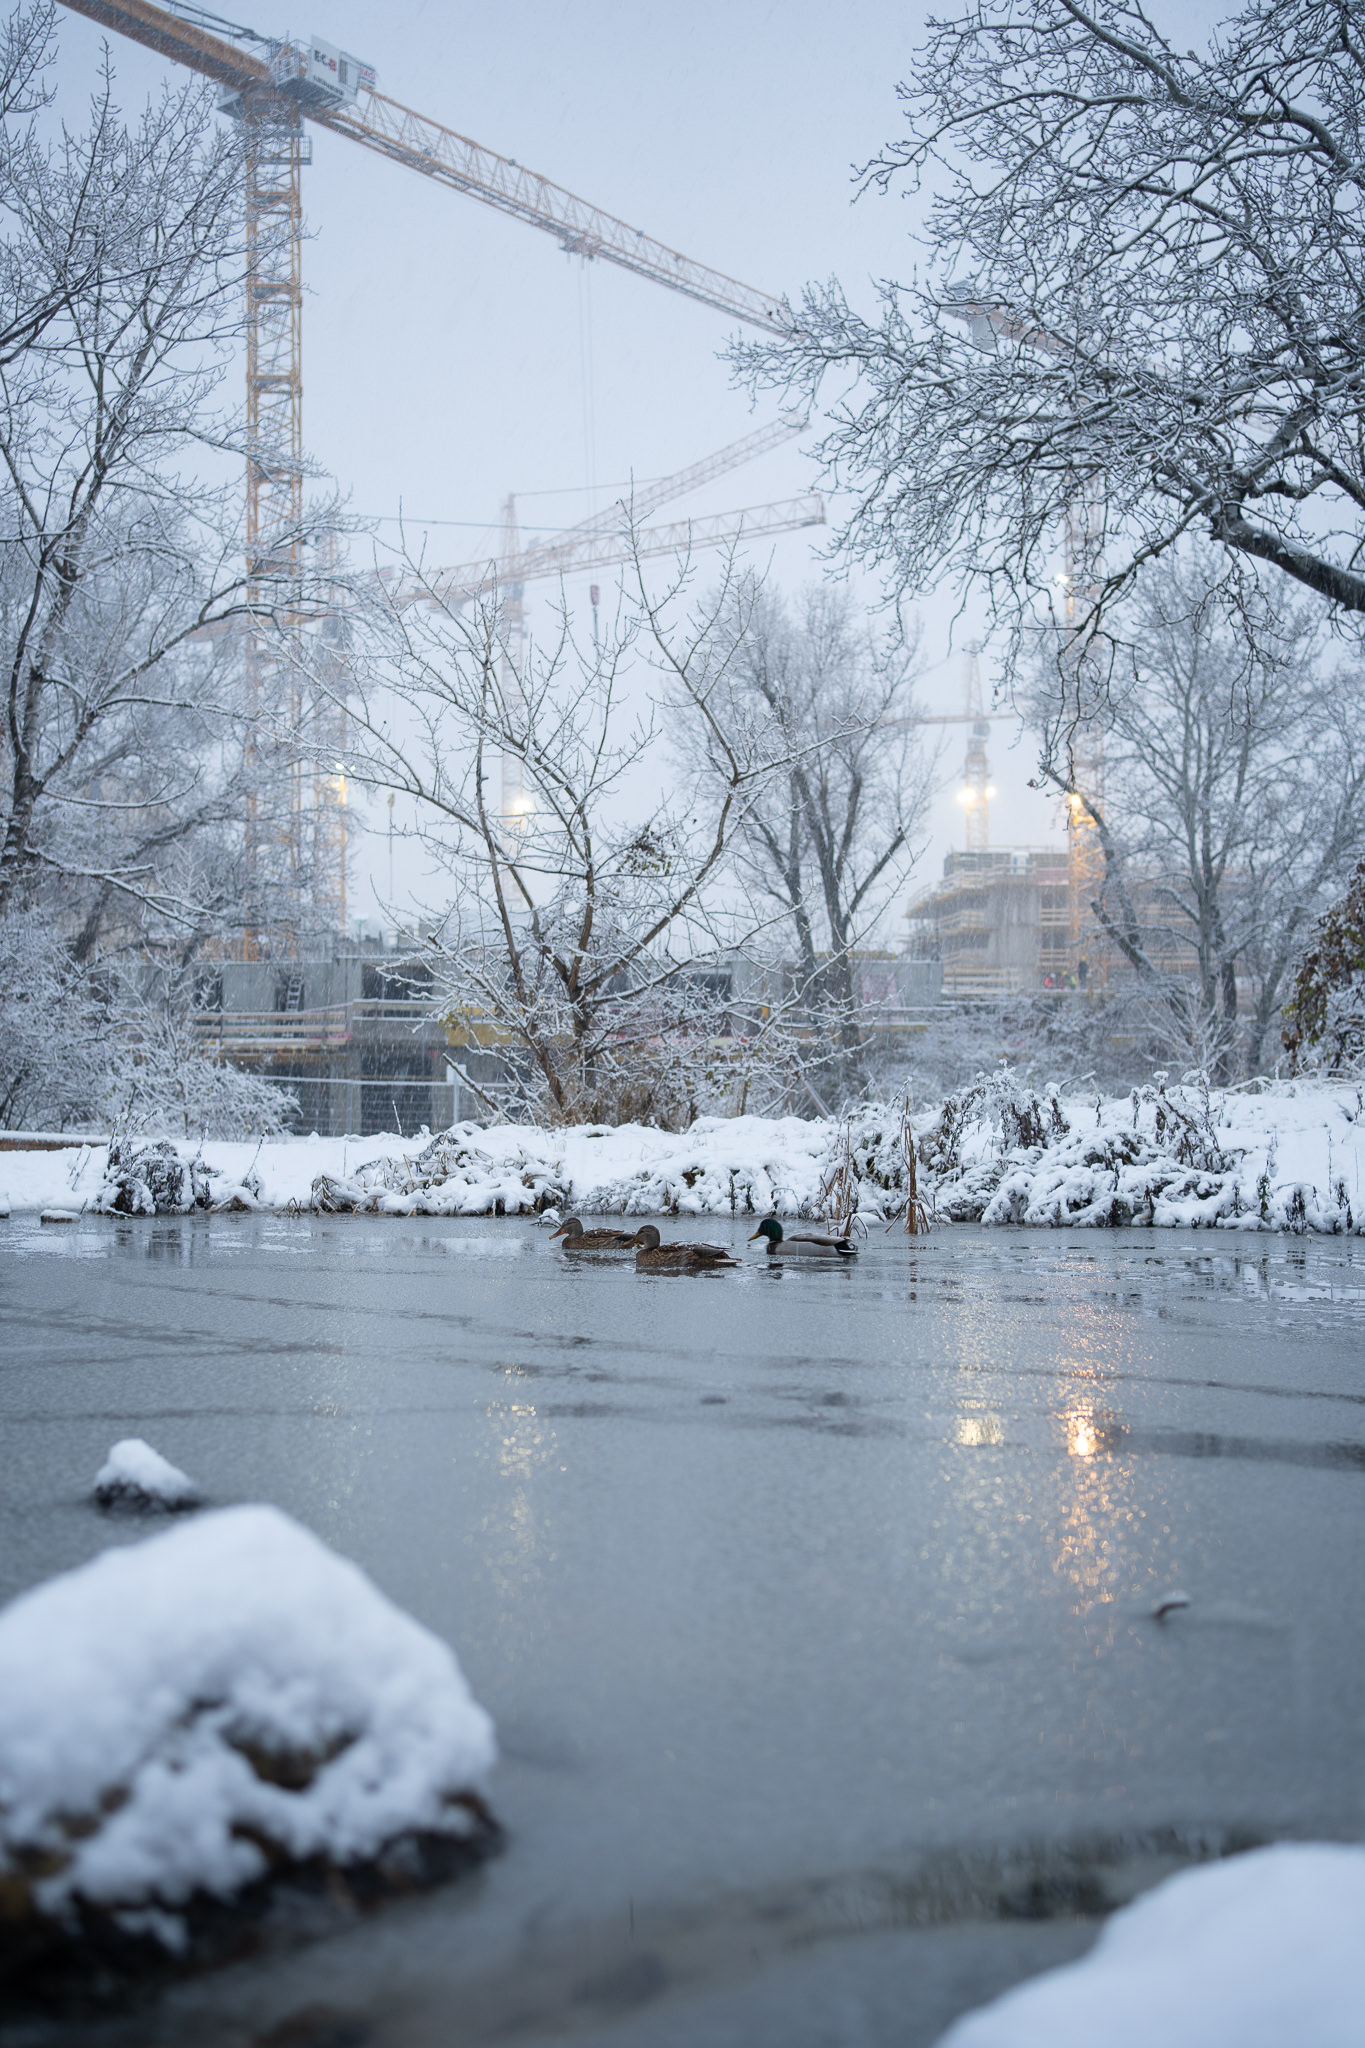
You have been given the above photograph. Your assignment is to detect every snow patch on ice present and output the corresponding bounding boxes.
[0,1505,497,1927]
[93,1439,200,1511]
[937,1843,1365,2048]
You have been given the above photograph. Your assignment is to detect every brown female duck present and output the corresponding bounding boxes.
[550,1215,639,1250]
[632,1224,739,1270]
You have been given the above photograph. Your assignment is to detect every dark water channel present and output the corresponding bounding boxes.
[1,1215,1363,2047]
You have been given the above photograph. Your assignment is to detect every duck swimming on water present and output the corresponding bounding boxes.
[748,1217,858,1258]
[632,1225,739,1270]
[550,1216,639,1250]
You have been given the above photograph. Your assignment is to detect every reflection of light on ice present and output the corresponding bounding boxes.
[1067,1409,1101,1459]
[955,1412,1004,1448]
[479,1372,559,1647]
[1050,1403,1137,1612]
[496,1400,545,1484]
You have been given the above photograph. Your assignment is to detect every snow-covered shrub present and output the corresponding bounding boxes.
[312,1124,571,1218]
[98,983,295,1141]
[92,1138,211,1215]
[0,926,293,1141]
[90,1139,268,1217]
[1284,857,1365,1073]
[0,1507,498,1994]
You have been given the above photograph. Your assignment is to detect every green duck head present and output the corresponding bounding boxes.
[748,1217,783,1244]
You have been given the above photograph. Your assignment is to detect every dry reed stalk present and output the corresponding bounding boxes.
[900,1095,932,1235]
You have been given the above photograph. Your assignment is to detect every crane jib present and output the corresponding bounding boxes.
[53,0,791,334]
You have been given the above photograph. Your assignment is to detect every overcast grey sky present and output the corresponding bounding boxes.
[49,0,1221,927]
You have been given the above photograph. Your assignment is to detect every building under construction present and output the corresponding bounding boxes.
[905,849,1073,997]
[193,939,467,1136]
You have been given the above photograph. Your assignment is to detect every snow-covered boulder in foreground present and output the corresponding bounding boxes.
[93,1438,201,1511]
[0,1506,498,1999]
[938,1843,1365,2048]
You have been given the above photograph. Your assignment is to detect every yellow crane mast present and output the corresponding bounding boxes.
[55,0,799,938]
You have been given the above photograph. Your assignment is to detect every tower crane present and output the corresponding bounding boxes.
[54,1,806,935]
[426,416,818,611]
[417,417,823,820]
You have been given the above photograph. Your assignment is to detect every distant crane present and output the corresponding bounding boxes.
[56,1,801,935]
[415,416,823,825]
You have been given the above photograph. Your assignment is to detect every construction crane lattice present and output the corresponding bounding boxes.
[55,0,803,939]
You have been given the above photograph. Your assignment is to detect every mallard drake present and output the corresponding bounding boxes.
[632,1224,739,1270]
[748,1217,857,1258]
[551,1215,639,1250]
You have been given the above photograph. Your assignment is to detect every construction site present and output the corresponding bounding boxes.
[52,2,1120,1127]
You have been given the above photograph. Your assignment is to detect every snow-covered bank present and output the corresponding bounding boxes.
[937,1843,1365,2048]
[0,1075,1361,1232]
[0,1506,497,1991]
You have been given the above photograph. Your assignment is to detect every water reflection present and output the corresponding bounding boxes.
[479,1365,560,1666]
[1066,1408,1102,1460]
[955,1412,1004,1448]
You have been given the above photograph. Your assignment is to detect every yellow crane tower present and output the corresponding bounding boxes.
[55,1,803,938]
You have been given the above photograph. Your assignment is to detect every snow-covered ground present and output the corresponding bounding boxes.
[0,1505,496,1945]
[937,1843,1365,2048]
[0,1075,1361,1232]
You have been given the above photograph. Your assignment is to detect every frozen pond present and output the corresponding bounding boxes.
[2,1214,1363,2047]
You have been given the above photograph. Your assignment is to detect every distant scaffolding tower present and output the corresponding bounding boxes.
[1064,487,1106,989]
[240,82,307,955]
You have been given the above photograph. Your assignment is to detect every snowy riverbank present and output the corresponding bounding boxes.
[0,1074,1361,1232]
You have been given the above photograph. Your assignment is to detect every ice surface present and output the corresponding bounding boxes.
[93,1438,201,1510]
[937,1843,1365,2048]
[0,1505,497,1925]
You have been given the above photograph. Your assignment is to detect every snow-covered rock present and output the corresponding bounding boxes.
[938,1843,1365,2048]
[93,1438,201,1511]
[0,1506,498,1989]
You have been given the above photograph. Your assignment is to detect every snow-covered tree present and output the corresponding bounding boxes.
[1282,858,1365,1070]
[316,544,815,1126]
[0,13,348,1128]
[1036,551,1365,1075]
[0,10,332,946]
[0,908,102,1127]
[683,576,934,1100]
[735,0,1365,641]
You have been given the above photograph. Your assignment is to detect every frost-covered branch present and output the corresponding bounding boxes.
[732,0,1365,639]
